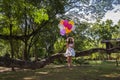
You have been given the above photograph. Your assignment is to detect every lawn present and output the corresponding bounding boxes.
[0,61,120,80]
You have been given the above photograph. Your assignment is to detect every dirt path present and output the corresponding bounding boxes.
[0,67,11,72]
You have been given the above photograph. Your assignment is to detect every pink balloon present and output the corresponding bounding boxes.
[60,29,66,36]
[67,24,72,30]
[63,20,68,27]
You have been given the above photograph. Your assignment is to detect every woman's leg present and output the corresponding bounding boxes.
[67,56,72,68]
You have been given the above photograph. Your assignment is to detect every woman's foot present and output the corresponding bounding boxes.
[69,67,73,70]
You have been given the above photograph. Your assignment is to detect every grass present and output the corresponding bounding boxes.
[0,61,120,80]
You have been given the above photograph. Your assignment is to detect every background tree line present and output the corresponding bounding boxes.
[0,0,120,62]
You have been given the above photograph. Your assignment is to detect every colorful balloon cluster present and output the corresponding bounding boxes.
[58,20,76,36]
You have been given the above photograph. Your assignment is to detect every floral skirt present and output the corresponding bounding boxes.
[64,47,75,57]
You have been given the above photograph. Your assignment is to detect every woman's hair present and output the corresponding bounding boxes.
[67,37,74,44]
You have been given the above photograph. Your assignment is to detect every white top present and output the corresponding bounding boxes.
[68,44,74,47]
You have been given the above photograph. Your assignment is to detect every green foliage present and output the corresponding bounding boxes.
[91,53,101,60]
[112,20,120,38]
[96,20,115,40]
[74,22,91,50]
[0,0,120,62]
[111,53,120,59]
[73,57,89,65]
[32,9,48,24]
[0,40,10,56]
[54,38,66,53]
[83,19,118,50]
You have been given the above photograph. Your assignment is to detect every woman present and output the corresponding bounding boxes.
[64,37,75,68]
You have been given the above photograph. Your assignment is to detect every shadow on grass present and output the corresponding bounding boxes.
[0,64,120,80]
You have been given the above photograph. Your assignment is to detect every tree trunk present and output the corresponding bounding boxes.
[23,39,29,60]
[0,47,120,69]
[9,24,15,71]
[115,58,119,67]
[23,8,29,61]
[0,53,64,69]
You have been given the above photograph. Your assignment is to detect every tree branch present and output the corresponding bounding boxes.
[0,47,120,69]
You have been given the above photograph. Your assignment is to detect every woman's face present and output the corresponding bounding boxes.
[68,38,73,43]
[69,38,72,41]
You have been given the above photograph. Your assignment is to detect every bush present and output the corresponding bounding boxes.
[73,57,89,65]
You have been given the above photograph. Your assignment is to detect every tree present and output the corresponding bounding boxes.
[62,0,120,23]
[0,0,48,60]
[112,20,120,38]
[0,0,69,61]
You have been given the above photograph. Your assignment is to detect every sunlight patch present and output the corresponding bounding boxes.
[23,77,35,80]
[101,73,120,78]
[35,71,49,75]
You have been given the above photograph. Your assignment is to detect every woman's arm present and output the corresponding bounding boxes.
[72,43,74,48]
[66,43,69,48]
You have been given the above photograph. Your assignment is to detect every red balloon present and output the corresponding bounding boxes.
[63,20,68,27]
[67,24,72,30]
